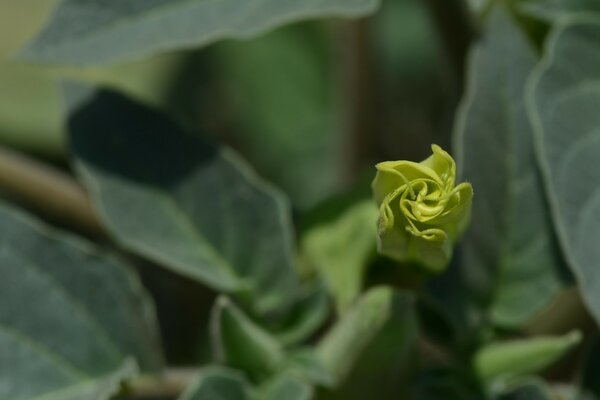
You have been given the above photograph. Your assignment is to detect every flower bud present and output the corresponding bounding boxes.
[372,144,473,272]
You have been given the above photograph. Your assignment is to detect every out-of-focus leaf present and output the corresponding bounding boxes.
[474,331,581,382]
[316,286,416,392]
[521,0,600,21]
[20,0,381,65]
[211,297,284,381]
[179,367,252,400]
[272,284,330,347]
[214,24,339,210]
[278,350,334,388]
[448,7,568,329]
[0,205,163,399]
[492,378,552,400]
[0,2,189,158]
[302,201,378,313]
[68,86,299,315]
[260,374,313,400]
[527,17,600,326]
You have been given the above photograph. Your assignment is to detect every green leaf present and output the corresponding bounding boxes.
[474,331,581,382]
[452,8,567,328]
[211,297,285,381]
[492,378,553,400]
[260,374,313,400]
[301,201,378,313]
[316,287,416,389]
[179,367,253,400]
[67,86,299,315]
[272,284,330,347]
[521,0,600,21]
[0,205,162,399]
[527,17,600,326]
[20,0,381,65]
[213,24,340,210]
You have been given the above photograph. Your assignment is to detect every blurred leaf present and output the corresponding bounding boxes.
[179,367,252,400]
[272,284,330,347]
[520,0,600,21]
[211,297,285,381]
[0,205,163,399]
[316,286,416,391]
[301,201,378,313]
[260,374,313,400]
[0,2,191,158]
[451,7,567,329]
[473,331,581,382]
[492,378,552,400]
[277,350,334,388]
[214,24,339,210]
[20,0,381,65]
[527,17,600,326]
[68,86,299,315]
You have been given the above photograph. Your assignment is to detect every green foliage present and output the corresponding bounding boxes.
[0,205,162,399]
[4,0,600,399]
[20,0,381,65]
[68,87,299,315]
[179,367,252,400]
[301,201,378,313]
[474,331,581,382]
[527,17,600,326]
[454,8,568,328]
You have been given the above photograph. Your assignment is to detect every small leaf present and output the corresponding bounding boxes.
[67,86,299,315]
[316,287,416,388]
[211,297,284,381]
[179,366,252,400]
[301,201,378,313]
[20,0,381,65]
[272,284,330,347]
[474,331,582,382]
[260,374,313,400]
[492,378,553,400]
[527,17,600,326]
[0,205,162,399]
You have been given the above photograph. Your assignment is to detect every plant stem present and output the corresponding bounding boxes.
[0,144,105,237]
[126,368,199,399]
[334,18,378,184]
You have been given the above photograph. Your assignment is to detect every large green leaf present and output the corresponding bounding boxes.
[301,201,378,313]
[67,87,299,314]
[451,8,567,328]
[20,0,381,65]
[0,205,162,399]
[213,24,339,210]
[527,18,600,325]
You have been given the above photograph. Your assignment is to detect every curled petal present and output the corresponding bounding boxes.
[372,144,473,272]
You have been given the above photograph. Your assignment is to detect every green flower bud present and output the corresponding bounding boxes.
[372,144,473,272]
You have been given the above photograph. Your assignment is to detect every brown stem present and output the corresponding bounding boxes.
[0,145,105,237]
[333,18,378,184]
[125,368,199,399]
